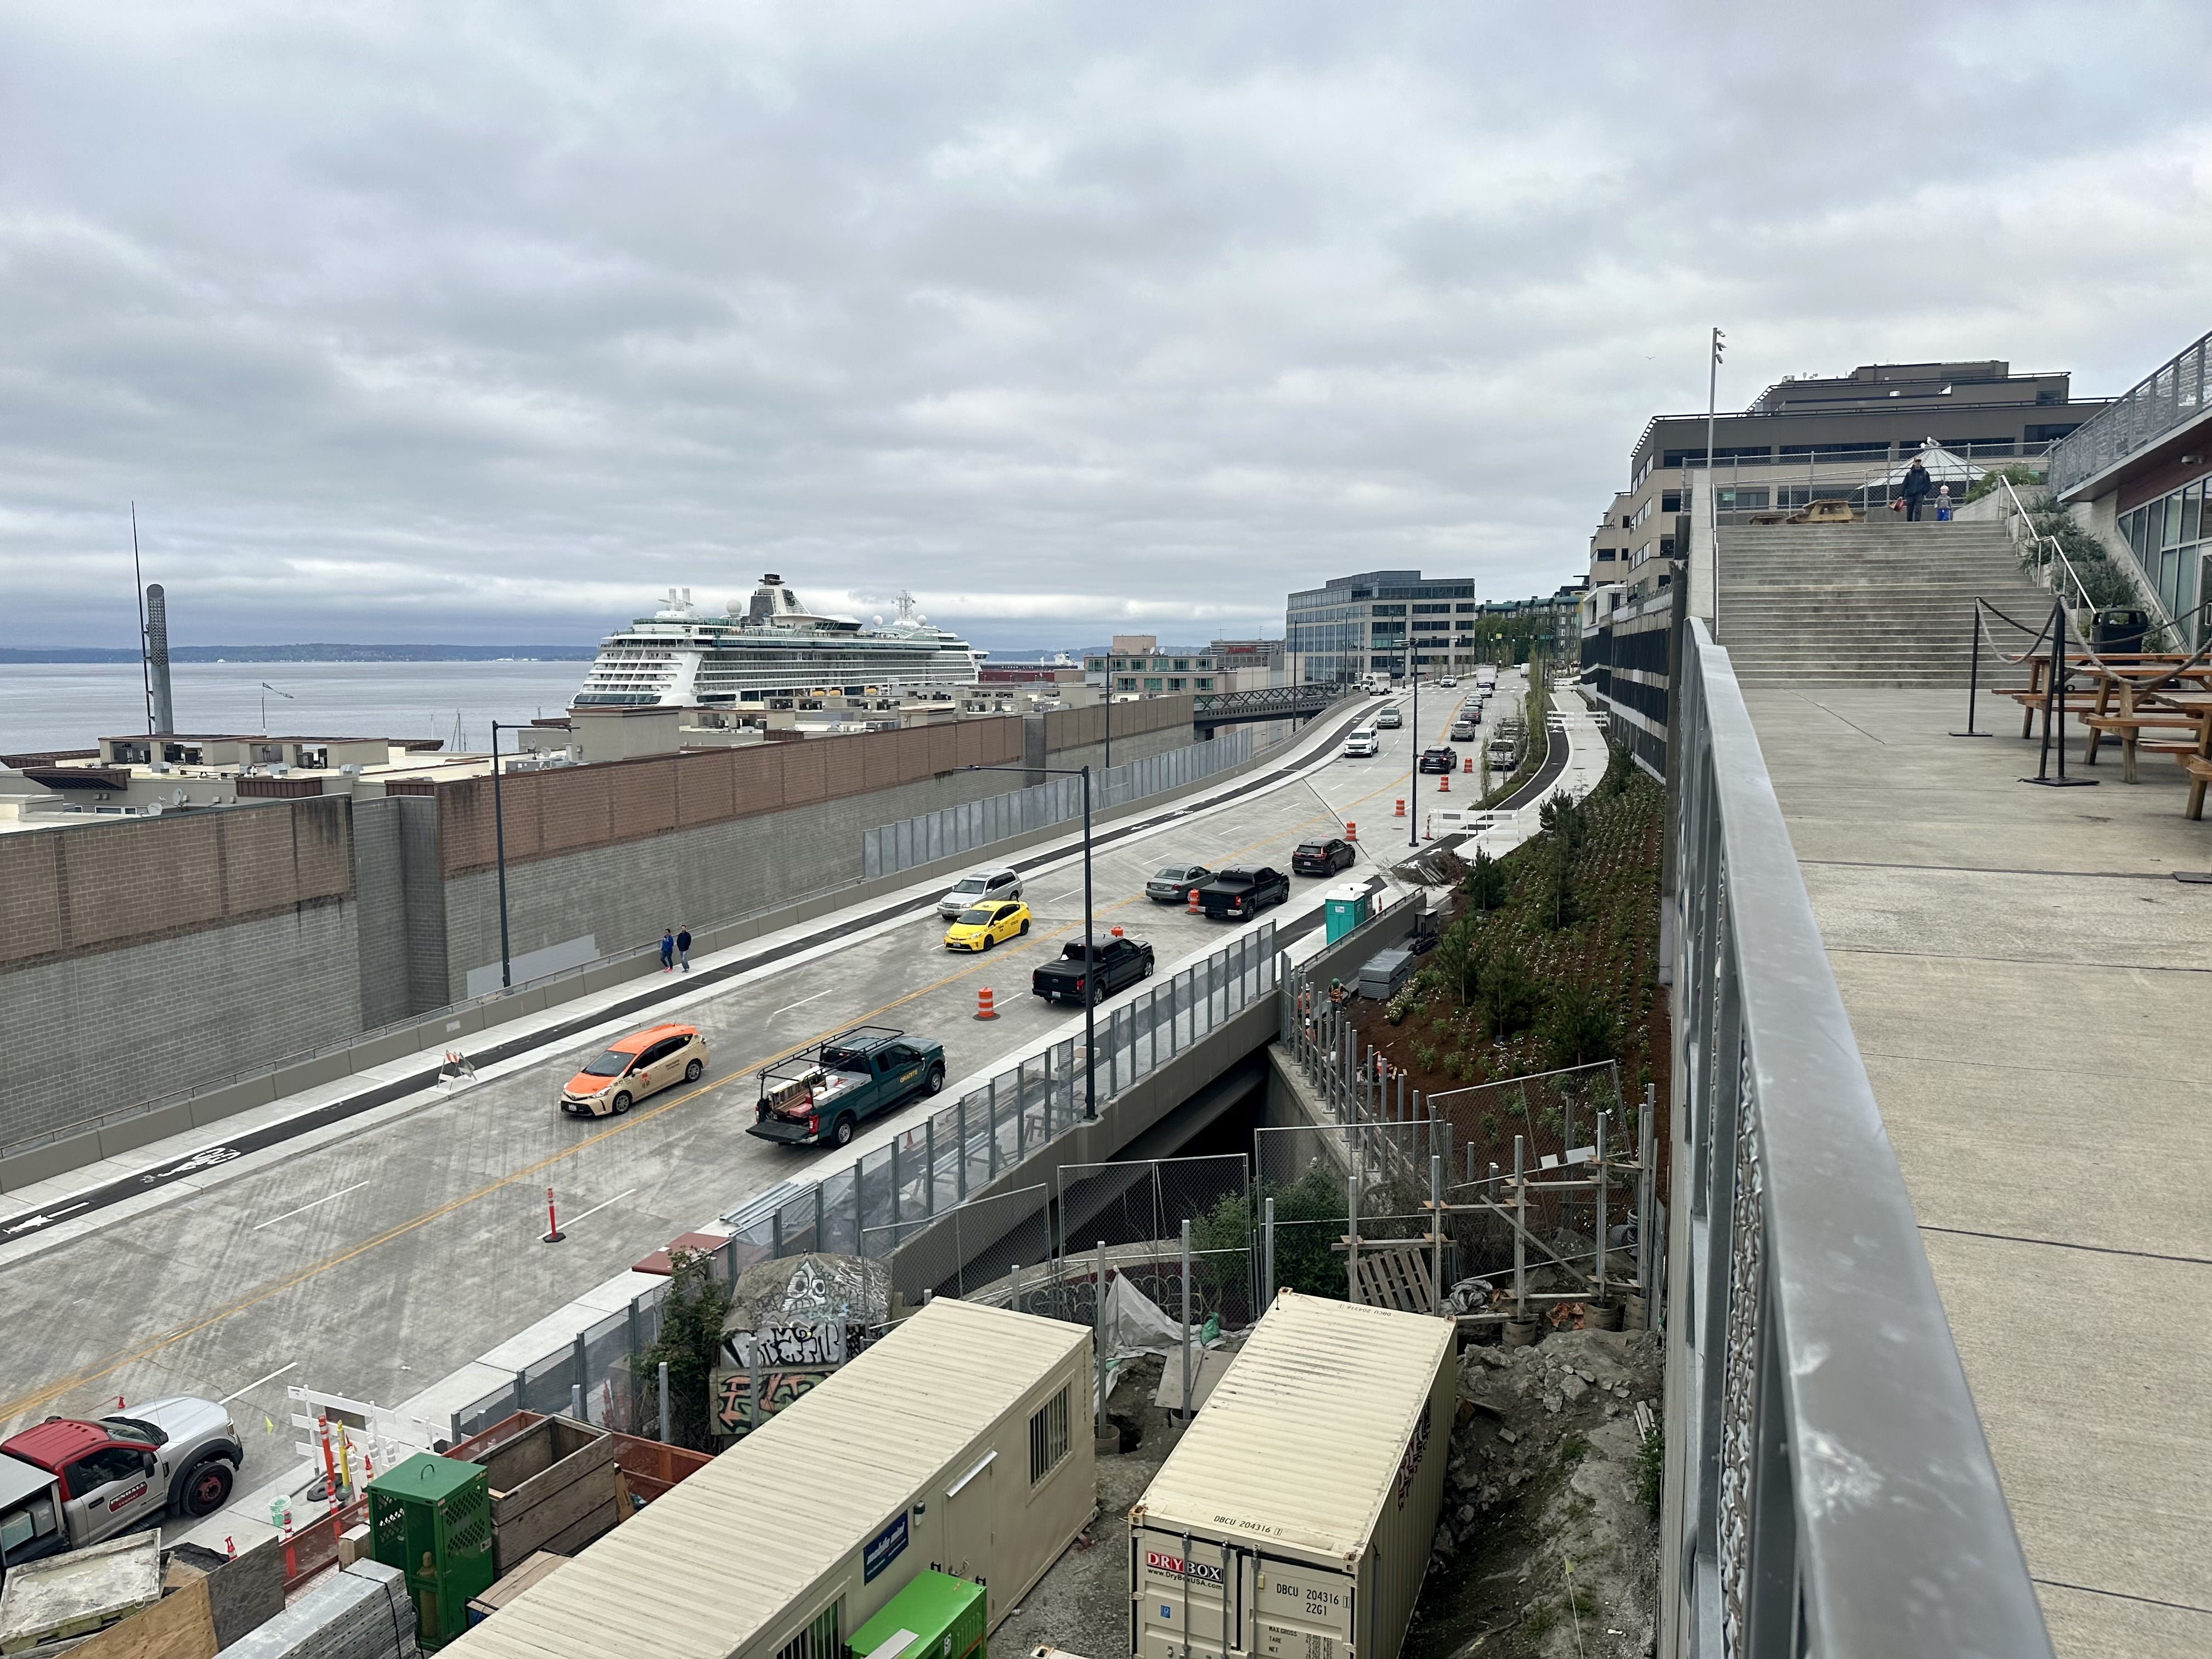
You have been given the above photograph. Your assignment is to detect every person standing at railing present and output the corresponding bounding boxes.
[1900,456,1934,521]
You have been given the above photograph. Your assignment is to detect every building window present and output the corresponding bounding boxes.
[776,1601,843,1659]
[1661,490,1683,513]
[1172,659,1189,672]
[1369,604,1406,617]
[1195,678,1214,691]
[1595,550,1616,562]
[1168,678,1186,690]
[1030,1387,1070,1485]
[1117,677,1138,692]
[1144,677,1163,692]
[1456,603,1478,613]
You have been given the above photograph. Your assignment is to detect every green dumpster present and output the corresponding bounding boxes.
[369,1452,495,1651]
[850,1569,988,1659]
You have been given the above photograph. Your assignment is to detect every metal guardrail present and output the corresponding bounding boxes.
[2050,328,2212,496]
[1661,620,2051,1656]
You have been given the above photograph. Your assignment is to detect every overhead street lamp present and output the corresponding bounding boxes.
[489,719,515,991]
[968,761,1101,1120]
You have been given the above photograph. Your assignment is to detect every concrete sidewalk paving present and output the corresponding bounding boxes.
[1742,684,2212,1659]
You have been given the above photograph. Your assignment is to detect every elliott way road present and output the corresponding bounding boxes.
[0,691,1487,1474]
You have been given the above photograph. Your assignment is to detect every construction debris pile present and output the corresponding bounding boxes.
[1408,1328,1663,1659]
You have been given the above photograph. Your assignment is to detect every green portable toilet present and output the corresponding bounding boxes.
[850,1570,988,1659]
[1323,883,1373,945]
[368,1452,495,1651]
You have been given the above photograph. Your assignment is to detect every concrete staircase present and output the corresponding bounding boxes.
[1711,520,2055,686]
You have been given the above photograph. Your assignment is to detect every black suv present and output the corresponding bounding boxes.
[1292,838,1356,877]
[1419,746,1459,774]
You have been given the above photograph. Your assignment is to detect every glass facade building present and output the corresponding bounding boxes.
[1284,570,1477,684]
[2118,479,2208,637]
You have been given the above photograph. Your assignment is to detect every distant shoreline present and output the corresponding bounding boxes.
[0,646,600,664]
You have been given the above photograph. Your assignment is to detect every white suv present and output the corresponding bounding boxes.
[1342,729,1379,758]
[937,867,1023,918]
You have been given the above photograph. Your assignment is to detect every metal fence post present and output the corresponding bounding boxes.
[1513,1134,1527,1322]
[1095,1239,1110,1442]
[658,1361,670,1444]
[1596,1109,1610,1308]
[924,1117,937,1217]
[1179,1219,1194,1423]
[1430,1152,1444,1308]
[989,1085,1001,1180]
[851,1158,865,1254]
[772,1209,783,1257]
[1347,1162,1362,1304]
[571,1331,587,1417]
[1262,1196,1276,1306]
[891,1137,903,1229]
[957,1100,969,1201]
[815,1184,825,1251]
[1639,1082,1656,1300]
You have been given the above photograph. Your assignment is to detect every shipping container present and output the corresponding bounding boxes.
[449,1299,1094,1659]
[1128,1293,1454,1659]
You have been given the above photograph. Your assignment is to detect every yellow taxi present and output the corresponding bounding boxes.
[943,899,1032,952]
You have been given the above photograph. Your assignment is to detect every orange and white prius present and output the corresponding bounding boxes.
[559,1023,707,1118]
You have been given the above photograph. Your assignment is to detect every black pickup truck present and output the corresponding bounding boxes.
[1032,934,1155,1006]
[1197,866,1290,921]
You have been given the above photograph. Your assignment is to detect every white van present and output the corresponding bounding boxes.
[1342,727,1379,758]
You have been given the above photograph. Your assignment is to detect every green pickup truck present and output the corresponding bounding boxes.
[748,1025,947,1148]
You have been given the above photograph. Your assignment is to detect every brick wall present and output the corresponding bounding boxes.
[418,718,1025,881]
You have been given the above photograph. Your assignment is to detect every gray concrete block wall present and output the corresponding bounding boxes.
[394,794,450,1018]
[433,761,1047,1002]
[0,898,365,1149]
[1047,719,1197,782]
[350,797,409,1030]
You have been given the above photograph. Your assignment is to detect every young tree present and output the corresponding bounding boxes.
[639,1248,733,1450]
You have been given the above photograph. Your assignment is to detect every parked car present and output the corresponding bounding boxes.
[1145,863,1214,904]
[1196,867,1291,920]
[1032,934,1155,1006]
[943,899,1031,952]
[1449,719,1477,743]
[935,867,1023,919]
[1373,708,1402,729]
[1342,728,1379,758]
[0,1397,246,1577]
[748,1026,945,1148]
[559,1024,707,1118]
[1418,747,1458,774]
[1292,838,1356,877]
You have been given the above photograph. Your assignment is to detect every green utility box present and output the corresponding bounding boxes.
[1323,883,1374,945]
[369,1452,496,1651]
[850,1570,988,1659]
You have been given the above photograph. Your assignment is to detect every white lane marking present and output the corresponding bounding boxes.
[770,986,838,1018]
[251,1181,370,1231]
[219,1361,300,1403]
[560,1187,637,1229]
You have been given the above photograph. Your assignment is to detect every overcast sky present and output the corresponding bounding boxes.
[4,2,2211,653]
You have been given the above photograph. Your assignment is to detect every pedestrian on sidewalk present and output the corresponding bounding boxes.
[659,928,675,972]
[677,925,692,972]
[1900,457,1933,521]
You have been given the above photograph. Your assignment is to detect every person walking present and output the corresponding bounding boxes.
[659,929,675,972]
[676,925,692,972]
[1900,457,1933,521]
[1935,483,1954,522]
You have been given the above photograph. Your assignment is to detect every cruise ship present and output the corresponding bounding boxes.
[571,577,986,708]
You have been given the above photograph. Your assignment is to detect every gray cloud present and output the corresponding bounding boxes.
[4,1,2211,650]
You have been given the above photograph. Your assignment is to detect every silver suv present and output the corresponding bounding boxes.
[936,867,1023,919]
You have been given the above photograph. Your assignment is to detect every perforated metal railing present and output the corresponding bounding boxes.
[1661,620,2051,1657]
[2050,328,2212,497]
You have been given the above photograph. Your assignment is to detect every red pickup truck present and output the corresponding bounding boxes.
[0,1398,242,1584]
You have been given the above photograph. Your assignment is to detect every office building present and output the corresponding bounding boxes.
[1284,570,1478,684]
[1588,361,2108,601]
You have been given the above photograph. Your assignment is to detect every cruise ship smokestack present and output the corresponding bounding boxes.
[145,583,175,735]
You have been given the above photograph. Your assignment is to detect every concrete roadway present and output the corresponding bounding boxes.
[0,693,1461,1472]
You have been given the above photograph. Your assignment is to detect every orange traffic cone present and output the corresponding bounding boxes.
[1187,888,1201,913]
[1463,757,1474,774]
[1345,821,1358,842]
[1393,798,1405,817]
[975,987,998,1020]
[1438,772,1451,793]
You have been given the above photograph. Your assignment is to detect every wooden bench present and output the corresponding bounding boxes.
[2187,756,2212,821]
[2081,706,2212,781]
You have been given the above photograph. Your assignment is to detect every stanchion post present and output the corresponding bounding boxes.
[1951,603,1993,737]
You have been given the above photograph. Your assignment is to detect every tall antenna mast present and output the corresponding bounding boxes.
[132,503,153,736]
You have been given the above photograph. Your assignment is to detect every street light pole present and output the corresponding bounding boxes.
[489,720,513,990]
[1408,664,1418,848]
[968,762,1099,1119]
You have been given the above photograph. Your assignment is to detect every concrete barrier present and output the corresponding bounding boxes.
[0,1129,105,1192]
[97,1099,198,1158]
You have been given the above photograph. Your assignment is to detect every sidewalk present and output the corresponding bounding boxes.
[1740,683,2212,1659]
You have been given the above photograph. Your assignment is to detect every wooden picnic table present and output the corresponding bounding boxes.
[2007,655,2212,740]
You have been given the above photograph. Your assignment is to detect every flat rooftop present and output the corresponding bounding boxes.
[1740,683,2211,1658]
